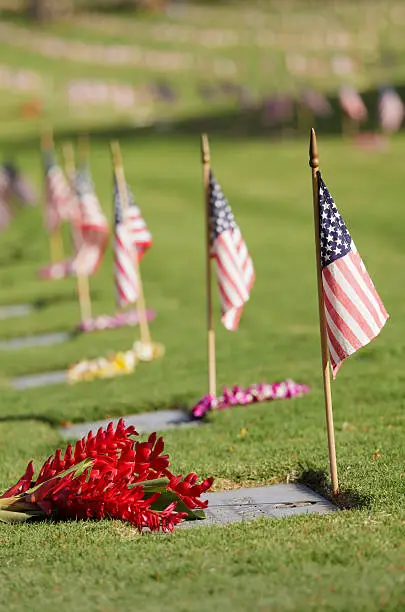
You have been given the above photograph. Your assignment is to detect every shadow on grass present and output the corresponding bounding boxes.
[83,396,194,424]
[0,291,88,311]
[0,413,60,427]
[297,467,372,510]
[147,396,193,413]
[33,291,100,310]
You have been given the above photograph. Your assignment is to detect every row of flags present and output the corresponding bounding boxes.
[43,138,388,377]
[66,80,405,135]
[43,147,152,306]
[206,163,387,375]
[339,85,404,132]
[263,85,405,135]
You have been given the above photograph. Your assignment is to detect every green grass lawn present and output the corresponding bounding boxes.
[0,130,404,611]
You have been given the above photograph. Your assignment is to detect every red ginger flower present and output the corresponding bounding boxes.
[0,419,213,532]
[167,472,213,510]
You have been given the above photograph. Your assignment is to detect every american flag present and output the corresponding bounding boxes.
[209,170,254,331]
[318,173,388,378]
[63,164,83,254]
[0,165,12,230]
[338,85,368,123]
[113,178,152,260]
[114,178,138,308]
[378,86,404,133]
[72,164,109,277]
[43,150,76,232]
[0,162,38,231]
[3,162,37,207]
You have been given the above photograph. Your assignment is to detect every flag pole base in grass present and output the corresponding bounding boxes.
[75,309,155,333]
[190,380,310,419]
[67,341,164,383]
[37,259,74,281]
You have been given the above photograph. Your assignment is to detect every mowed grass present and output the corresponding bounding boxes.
[0,132,404,611]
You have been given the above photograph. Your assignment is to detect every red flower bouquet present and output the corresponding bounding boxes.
[0,419,213,532]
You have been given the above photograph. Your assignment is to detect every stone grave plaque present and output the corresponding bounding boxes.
[177,484,337,529]
[0,304,33,319]
[60,409,200,440]
[0,331,71,350]
[11,370,68,390]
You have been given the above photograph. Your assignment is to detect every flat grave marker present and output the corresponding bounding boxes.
[60,410,201,439]
[0,304,34,319]
[11,370,68,390]
[0,331,71,350]
[178,483,337,529]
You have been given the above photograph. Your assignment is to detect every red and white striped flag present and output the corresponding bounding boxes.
[113,178,138,308]
[63,165,83,255]
[43,150,76,232]
[338,85,368,123]
[0,166,12,230]
[318,173,388,378]
[113,178,152,260]
[72,165,109,277]
[208,170,254,330]
[379,86,404,133]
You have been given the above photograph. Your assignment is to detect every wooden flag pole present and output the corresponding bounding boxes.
[62,142,75,184]
[62,142,92,323]
[309,128,339,496]
[41,129,64,263]
[78,133,90,165]
[110,140,151,346]
[201,133,216,398]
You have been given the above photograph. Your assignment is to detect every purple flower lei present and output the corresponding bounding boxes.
[76,309,155,333]
[190,380,310,420]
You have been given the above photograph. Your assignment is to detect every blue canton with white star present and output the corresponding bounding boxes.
[113,177,136,226]
[43,150,56,172]
[318,173,352,268]
[75,164,94,199]
[209,170,237,244]
[113,176,123,226]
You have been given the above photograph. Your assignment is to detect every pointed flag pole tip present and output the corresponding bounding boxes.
[201,133,210,164]
[309,128,319,169]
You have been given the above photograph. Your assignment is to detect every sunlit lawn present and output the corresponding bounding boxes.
[0,129,404,611]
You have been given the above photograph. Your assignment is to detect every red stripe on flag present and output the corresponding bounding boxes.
[323,287,363,351]
[337,254,385,329]
[323,265,376,340]
[351,250,388,317]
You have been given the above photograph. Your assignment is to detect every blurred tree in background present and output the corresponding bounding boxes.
[26,0,173,21]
